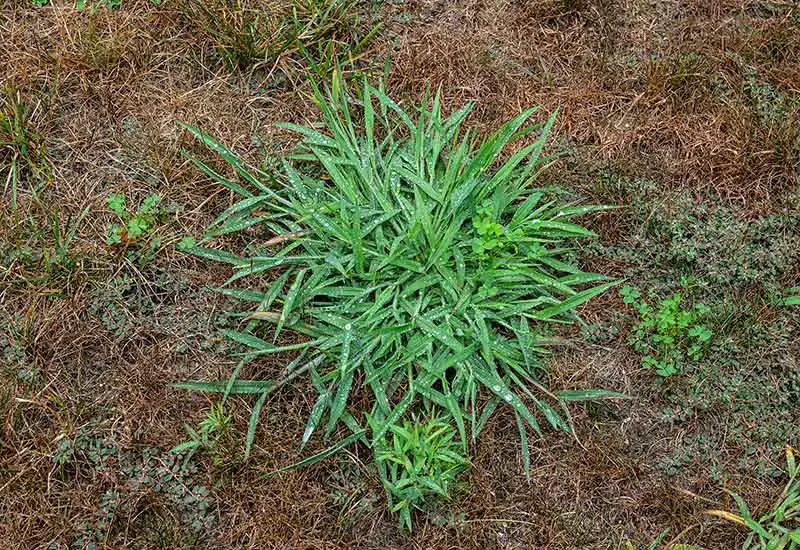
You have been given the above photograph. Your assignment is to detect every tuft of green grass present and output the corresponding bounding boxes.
[177,75,620,523]
[1,87,51,210]
[172,401,233,465]
[185,0,378,78]
[707,446,800,549]
[370,413,469,531]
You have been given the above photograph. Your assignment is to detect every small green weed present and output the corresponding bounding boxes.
[172,401,233,465]
[105,192,166,265]
[74,0,122,11]
[707,446,800,549]
[370,414,469,531]
[621,284,713,377]
[106,192,161,245]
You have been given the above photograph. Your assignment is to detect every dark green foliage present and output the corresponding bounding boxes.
[590,176,799,480]
[52,430,215,546]
[589,181,800,296]
[659,306,800,479]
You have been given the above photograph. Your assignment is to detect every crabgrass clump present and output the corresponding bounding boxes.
[371,414,469,531]
[185,0,378,79]
[178,76,619,526]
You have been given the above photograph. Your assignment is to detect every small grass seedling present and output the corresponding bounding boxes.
[371,414,469,531]
[172,402,232,465]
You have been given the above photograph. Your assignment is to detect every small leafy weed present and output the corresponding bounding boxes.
[621,284,713,377]
[106,192,161,245]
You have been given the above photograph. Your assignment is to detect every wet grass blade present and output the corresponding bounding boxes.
[264,429,367,478]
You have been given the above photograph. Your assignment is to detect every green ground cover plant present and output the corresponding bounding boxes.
[177,75,620,526]
[52,429,215,547]
[621,284,713,377]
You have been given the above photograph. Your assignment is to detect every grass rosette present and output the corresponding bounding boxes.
[178,75,620,526]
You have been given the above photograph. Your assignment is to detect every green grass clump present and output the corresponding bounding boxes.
[178,76,619,526]
[1,87,51,209]
[371,414,469,531]
[707,446,800,549]
[185,0,378,79]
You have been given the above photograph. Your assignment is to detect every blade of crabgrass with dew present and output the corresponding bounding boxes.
[275,269,307,341]
[534,280,620,321]
[556,389,628,401]
[515,413,531,475]
[222,359,247,403]
[326,330,354,436]
[214,287,267,303]
[264,429,367,479]
[173,380,274,394]
[208,195,270,228]
[182,152,253,198]
[302,392,330,449]
[474,395,499,438]
[371,382,420,445]
[188,246,243,265]
[179,123,270,193]
[245,390,269,460]
[444,389,467,452]
[471,360,542,436]
[219,329,274,351]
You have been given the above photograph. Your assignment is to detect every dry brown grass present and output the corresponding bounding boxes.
[390,0,799,205]
[1,0,797,548]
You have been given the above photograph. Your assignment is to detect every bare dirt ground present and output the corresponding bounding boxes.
[1,0,798,548]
